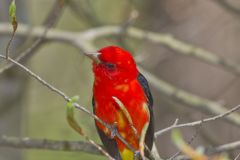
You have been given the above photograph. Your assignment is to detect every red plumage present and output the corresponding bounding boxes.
[89,46,154,160]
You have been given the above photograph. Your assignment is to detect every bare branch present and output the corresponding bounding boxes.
[167,121,203,160]
[0,135,102,155]
[206,140,240,155]
[0,23,75,44]
[0,55,69,100]
[155,105,240,137]
[5,24,17,59]
[152,143,164,160]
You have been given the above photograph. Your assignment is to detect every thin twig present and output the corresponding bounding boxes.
[85,137,114,160]
[206,140,240,155]
[167,121,203,160]
[155,105,240,137]
[5,27,16,59]
[0,55,68,100]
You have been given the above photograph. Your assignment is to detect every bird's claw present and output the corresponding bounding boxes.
[134,150,142,160]
[110,122,118,139]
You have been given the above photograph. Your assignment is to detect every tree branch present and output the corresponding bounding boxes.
[0,23,75,45]
[155,105,240,137]
[0,135,102,155]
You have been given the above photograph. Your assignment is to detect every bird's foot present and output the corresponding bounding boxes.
[134,150,143,160]
[109,122,118,139]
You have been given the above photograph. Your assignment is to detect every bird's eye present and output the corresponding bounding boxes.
[104,63,116,70]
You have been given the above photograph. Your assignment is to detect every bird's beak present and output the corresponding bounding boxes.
[85,52,101,64]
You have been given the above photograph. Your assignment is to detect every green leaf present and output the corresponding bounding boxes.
[66,96,84,136]
[66,95,79,116]
[8,0,18,31]
[9,0,16,19]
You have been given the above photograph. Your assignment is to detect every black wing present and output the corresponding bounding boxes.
[92,99,122,160]
[137,73,154,158]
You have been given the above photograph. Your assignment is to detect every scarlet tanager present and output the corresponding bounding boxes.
[87,46,154,160]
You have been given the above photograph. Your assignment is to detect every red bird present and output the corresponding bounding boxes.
[87,46,154,160]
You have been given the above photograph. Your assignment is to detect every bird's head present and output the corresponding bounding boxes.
[86,46,138,83]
